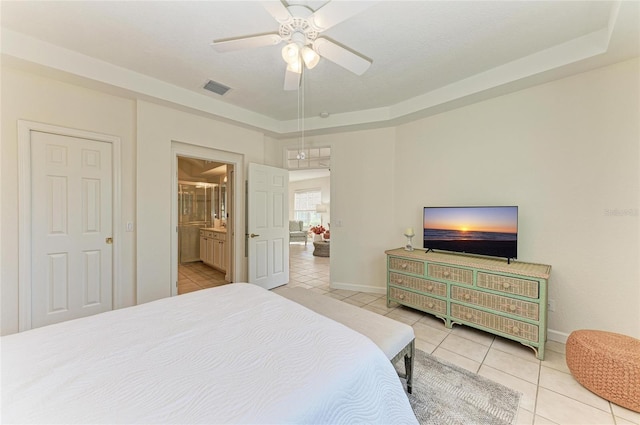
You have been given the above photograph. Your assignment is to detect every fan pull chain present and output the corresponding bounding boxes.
[297,67,306,160]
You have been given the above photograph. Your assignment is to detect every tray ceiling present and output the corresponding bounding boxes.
[1,1,638,137]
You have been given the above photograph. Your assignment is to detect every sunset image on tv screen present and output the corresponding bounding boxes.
[423,206,518,258]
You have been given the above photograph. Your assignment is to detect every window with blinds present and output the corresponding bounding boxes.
[294,190,322,227]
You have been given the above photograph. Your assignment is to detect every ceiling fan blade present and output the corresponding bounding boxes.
[284,65,301,91]
[314,38,372,76]
[308,1,379,32]
[211,33,282,53]
[262,1,292,24]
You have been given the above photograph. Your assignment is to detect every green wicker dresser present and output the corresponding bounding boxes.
[385,248,551,360]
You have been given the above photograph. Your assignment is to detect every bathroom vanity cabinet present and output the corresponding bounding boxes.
[200,229,227,272]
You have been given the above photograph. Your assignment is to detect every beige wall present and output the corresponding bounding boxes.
[2,58,638,341]
[0,67,267,334]
[273,59,639,341]
[394,58,639,340]
[1,66,137,335]
[135,101,265,303]
[275,128,397,294]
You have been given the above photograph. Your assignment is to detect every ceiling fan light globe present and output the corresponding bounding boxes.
[301,46,320,69]
[281,42,300,64]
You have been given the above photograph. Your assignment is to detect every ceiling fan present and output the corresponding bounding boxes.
[211,1,377,90]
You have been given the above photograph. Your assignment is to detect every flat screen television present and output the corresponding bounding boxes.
[423,206,518,261]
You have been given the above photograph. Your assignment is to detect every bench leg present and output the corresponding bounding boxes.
[404,340,415,394]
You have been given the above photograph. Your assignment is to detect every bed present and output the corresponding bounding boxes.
[2,283,417,424]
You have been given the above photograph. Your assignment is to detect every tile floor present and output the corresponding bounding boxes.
[178,261,229,294]
[276,243,640,425]
[177,243,638,424]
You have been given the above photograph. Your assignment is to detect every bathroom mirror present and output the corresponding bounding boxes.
[213,184,220,220]
[220,184,226,222]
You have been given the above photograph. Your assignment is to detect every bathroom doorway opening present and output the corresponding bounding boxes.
[176,156,232,295]
[170,142,243,297]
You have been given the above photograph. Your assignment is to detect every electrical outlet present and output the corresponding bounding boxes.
[126,222,134,232]
[548,299,556,312]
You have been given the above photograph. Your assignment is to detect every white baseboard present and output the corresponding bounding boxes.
[547,328,570,344]
[331,281,386,295]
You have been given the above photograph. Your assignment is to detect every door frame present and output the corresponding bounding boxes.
[170,142,244,296]
[17,120,122,331]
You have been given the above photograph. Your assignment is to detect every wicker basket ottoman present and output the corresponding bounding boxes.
[566,330,640,412]
[312,241,330,257]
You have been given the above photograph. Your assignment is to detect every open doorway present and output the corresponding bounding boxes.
[176,157,232,294]
[167,141,246,296]
[288,168,331,282]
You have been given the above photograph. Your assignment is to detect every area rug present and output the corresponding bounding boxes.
[395,349,522,425]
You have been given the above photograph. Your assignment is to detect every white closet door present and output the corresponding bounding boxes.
[30,131,113,328]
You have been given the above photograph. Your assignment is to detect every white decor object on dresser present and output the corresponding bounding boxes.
[403,227,415,251]
[385,248,551,360]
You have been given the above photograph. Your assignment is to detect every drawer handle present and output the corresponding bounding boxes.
[465,313,473,320]
[399,294,405,300]
[508,304,517,312]
[443,271,451,278]
[427,285,434,291]
[502,282,511,289]
[396,279,403,285]
[512,326,520,334]
[427,302,434,309]
[463,294,471,301]
[401,263,408,269]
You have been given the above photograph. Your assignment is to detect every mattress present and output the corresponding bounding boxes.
[2,283,417,424]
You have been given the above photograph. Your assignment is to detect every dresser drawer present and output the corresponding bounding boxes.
[451,303,539,343]
[428,264,472,285]
[477,272,539,299]
[451,286,539,320]
[389,287,447,315]
[389,257,424,275]
[389,272,447,297]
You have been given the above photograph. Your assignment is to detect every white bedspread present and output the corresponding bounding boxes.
[2,283,417,424]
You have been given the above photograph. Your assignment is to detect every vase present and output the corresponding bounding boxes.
[313,234,322,242]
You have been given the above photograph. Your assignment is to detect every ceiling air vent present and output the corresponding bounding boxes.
[203,80,231,96]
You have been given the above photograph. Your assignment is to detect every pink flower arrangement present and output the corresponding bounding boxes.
[310,225,326,235]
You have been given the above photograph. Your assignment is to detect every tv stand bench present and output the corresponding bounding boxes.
[385,248,551,360]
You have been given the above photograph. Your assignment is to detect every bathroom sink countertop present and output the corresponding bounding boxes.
[201,227,227,233]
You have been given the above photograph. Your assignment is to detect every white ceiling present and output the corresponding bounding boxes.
[1,1,638,138]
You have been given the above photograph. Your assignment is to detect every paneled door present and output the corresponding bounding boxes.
[247,163,289,289]
[30,131,113,328]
